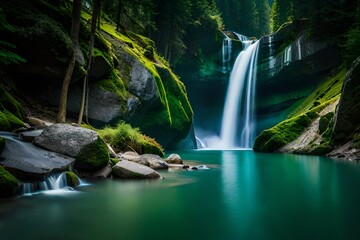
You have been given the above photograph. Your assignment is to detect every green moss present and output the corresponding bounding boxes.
[109,158,119,167]
[254,114,312,152]
[307,143,333,155]
[319,112,335,134]
[290,68,346,118]
[65,171,80,187]
[0,165,18,198]
[0,85,25,119]
[75,137,110,171]
[254,97,338,152]
[98,122,164,157]
[97,69,127,102]
[0,109,25,131]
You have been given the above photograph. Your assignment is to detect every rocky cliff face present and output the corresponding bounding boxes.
[254,48,360,161]
[0,0,195,149]
[256,20,342,133]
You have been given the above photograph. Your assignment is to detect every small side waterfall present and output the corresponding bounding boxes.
[220,38,260,149]
[21,172,82,195]
[222,36,232,73]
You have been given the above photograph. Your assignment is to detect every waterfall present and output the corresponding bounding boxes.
[222,36,232,73]
[219,39,260,149]
[21,172,82,195]
[284,45,292,65]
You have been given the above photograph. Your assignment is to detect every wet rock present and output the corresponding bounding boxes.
[19,129,43,142]
[0,135,74,181]
[165,154,183,164]
[112,160,161,179]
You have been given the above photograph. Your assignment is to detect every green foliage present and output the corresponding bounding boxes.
[0,8,26,65]
[109,158,120,167]
[75,137,110,171]
[0,85,25,118]
[0,165,18,198]
[98,122,164,157]
[254,114,312,152]
[343,7,360,67]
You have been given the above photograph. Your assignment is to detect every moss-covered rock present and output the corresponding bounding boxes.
[65,171,80,188]
[0,85,25,119]
[0,86,26,131]
[254,114,312,152]
[75,137,110,171]
[319,112,334,134]
[0,165,18,198]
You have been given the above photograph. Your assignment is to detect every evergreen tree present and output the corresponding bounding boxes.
[256,0,271,36]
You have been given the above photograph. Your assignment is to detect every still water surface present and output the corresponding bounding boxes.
[1,150,360,240]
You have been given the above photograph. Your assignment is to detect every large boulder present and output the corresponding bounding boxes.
[0,165,18,198]
[119,152,168,170]
[0,133,74,181]
[332,56,360,143]
[112,160,161,179]
[67,85,124,125]
[33,124,109,171]
[165,153,183,164]
[129,60,159,103]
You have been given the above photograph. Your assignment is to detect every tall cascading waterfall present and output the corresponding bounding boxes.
[219,36,260,149]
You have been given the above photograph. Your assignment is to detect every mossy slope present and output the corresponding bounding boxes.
[254,68,346,152]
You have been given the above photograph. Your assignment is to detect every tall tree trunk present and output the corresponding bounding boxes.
[116,0,122,31]
[57,0,82,123]
[78,0,101,124]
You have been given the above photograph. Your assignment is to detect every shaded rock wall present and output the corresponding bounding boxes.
[256,20,342,133]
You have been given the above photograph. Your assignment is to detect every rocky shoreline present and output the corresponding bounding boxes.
[0,118,205,198]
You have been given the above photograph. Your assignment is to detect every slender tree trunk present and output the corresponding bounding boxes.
[78,0,101,124]
[57,0,82,123]
[116,0,122,31]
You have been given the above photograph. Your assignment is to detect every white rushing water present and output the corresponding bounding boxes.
[222,36,232,73]
[21,172,85,196]
[219,39,260,149]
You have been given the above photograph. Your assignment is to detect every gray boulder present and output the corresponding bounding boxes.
[139,154,168,170]
[33,124,109,171]
[165,153,183,164]
[0,134,74,181]
[112,160,161,179]
[129,60,158,102]
[119,152,150,166]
